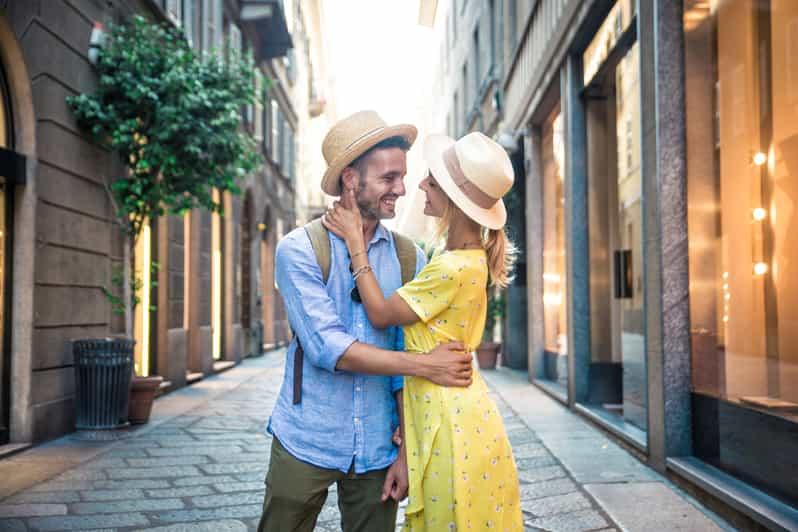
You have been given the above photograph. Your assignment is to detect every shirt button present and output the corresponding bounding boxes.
[354,417,360,423]
[356,386,362,392]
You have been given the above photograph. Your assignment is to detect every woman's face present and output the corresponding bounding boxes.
[419,172,448,217]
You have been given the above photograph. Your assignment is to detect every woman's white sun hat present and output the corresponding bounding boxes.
[423,132,514,230]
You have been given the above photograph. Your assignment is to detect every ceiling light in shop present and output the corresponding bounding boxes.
[754,262,768,275]
[753,152,767,166]
[752,208,767,221]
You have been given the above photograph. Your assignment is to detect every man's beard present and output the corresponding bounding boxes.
[357,192,397,220]
[356,181,397,220]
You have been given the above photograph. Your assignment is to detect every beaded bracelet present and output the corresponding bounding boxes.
[352,264,372,281]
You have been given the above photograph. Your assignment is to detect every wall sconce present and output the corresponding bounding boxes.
[88,22,105,65]
[258,222,269,241]
[754,262,768,275]
[752,152,767,166]
[752,207,767,221]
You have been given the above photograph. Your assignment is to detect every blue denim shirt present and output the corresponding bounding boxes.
[268,223,426,473]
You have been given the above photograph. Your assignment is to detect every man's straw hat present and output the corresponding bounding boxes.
[423,132,514,230]
[321,110,417,196]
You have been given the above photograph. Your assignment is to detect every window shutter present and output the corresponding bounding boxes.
[254,72,264,141]
[229,23,242,60]
[271,102,280,164]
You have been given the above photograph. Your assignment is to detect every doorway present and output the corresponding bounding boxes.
[582,2,646,436]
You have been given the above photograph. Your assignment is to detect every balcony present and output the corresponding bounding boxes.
[240,0,294,61]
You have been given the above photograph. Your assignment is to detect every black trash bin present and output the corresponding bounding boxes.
[73,338,135,430]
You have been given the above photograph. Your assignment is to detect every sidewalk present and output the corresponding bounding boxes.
[0,352,733,531]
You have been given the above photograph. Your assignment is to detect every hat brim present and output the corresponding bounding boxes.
[423,134,507,230]
[321,124,418,196]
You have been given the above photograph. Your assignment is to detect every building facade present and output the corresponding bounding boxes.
[0,0,326,447]
[430,0,798,529]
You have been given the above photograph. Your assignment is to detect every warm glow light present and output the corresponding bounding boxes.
[753,152,767,166]
[722,283,729,291]
[543,293,562,306]
[542,273,561,282]
[134,222,152,376]
[722,315,729,323]
[724,293,731,300]
[212,190,222,361]
[752,208,767,221]
[754,262,768,275]
[722,272,728,279]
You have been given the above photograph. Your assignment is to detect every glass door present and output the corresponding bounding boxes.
[542,105,568,392]
[583,0,647,437]
[614,42,645,430]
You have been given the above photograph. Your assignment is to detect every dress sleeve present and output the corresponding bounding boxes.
[396,255,459,323]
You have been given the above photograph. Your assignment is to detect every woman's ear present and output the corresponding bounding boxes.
[341,166,359,193]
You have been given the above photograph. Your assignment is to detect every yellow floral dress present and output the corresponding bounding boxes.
[396,250,523,532]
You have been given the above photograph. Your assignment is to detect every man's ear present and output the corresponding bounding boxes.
[340,166,359,193]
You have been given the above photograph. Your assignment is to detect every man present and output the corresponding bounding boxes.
[258,111,472,532]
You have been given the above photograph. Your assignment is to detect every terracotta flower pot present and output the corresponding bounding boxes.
[475,341,501,370]
[128,375,163,424]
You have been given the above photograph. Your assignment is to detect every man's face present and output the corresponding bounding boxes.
[353,147,408,220]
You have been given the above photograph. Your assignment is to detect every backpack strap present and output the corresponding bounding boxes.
[304,217,332,284]
[291,218,331,405]
[391,230,417,285]
[291,222,416,405]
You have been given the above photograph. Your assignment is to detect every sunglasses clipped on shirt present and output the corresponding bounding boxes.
[348,262,362,303]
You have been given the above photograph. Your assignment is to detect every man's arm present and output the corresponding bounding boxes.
[275,230,357,372]
[336,341,472,387]
[277,228,472,386]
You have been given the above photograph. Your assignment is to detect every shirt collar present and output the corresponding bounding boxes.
[327,222,390,246]
[370,223,390,245]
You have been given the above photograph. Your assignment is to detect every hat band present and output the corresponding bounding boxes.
[344,126,385,151]
[442,146,499,210]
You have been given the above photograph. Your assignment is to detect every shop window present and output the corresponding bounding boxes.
[684,0,798,507]
[542,106,568,387]
[582,2,646,436]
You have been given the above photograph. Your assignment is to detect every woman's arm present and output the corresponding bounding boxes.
[352,267,418,328]
[323,189,421,328]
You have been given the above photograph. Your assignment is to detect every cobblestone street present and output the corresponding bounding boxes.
[0,351,731,531]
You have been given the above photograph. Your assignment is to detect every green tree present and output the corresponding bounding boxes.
[68,15,262,336]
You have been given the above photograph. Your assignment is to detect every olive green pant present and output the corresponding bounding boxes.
[257,438,398,532]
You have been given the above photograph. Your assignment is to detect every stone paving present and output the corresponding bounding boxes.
[0,351,731,532]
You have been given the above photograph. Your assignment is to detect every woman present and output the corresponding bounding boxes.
[324,132,523,531]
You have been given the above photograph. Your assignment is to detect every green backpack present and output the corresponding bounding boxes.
[291,218,417,404]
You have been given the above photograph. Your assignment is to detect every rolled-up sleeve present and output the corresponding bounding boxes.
[275,230,357,373]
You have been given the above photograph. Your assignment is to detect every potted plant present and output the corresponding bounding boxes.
[476,290,505,369]
[68,16,260,427]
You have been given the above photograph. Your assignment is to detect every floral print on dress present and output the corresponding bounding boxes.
[396,250,523,531]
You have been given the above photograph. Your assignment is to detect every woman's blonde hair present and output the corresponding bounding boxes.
[431,196,517,288]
